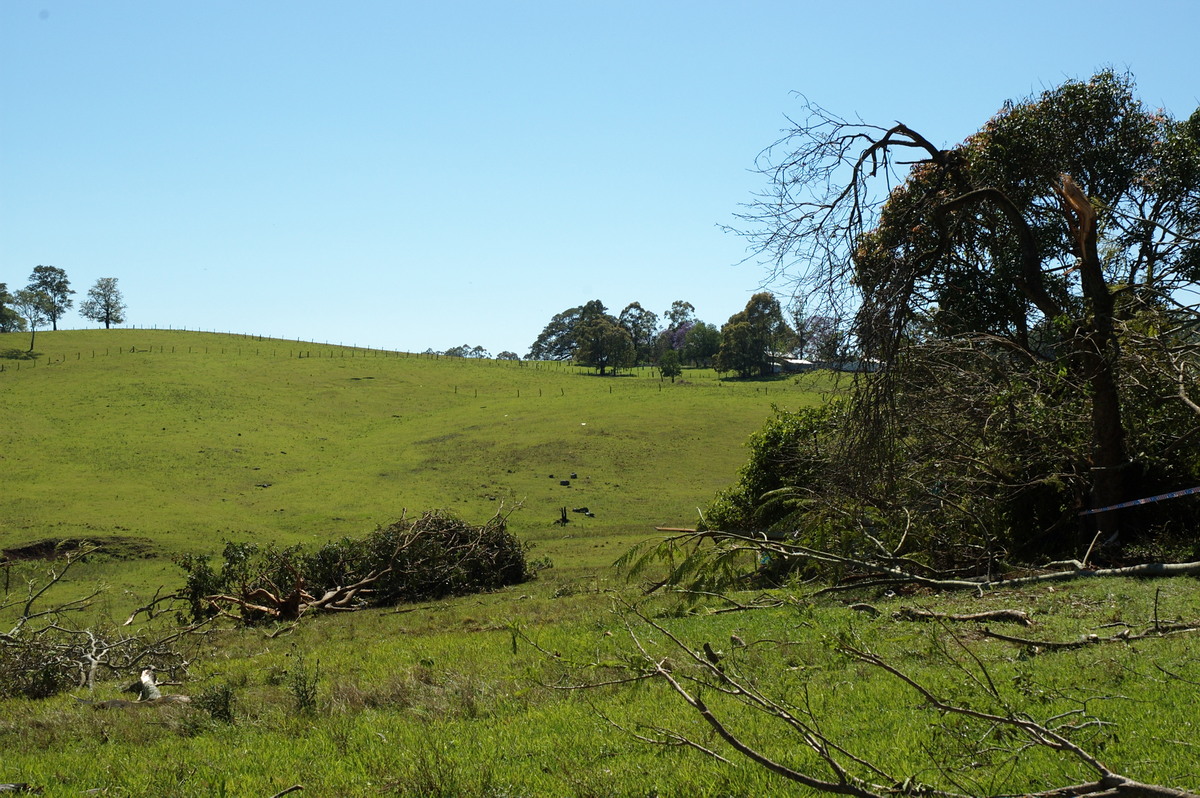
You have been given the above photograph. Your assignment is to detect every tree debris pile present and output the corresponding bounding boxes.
[2,546,194,700]
[177,509,531,624]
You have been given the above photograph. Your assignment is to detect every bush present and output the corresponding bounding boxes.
[700,402,844,534]
[0,641,77,699]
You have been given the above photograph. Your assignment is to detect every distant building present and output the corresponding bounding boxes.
[776,357,818,373]
[769,355,883,374]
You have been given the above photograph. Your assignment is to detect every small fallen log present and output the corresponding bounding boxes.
[981,620,1200,651]
[893,607,1033,626]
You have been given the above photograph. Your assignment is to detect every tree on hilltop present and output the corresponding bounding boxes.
[10,289,53,351]
[618,302,660,365]
[0,283,26,333]
[575,314,634,376]
[663,300,696,333]
[26,265,74,331]
[681,321,720,367]
[526,300,608,360]
[79,278,127,329]
[444,344,491,358]
[714,292,790,377]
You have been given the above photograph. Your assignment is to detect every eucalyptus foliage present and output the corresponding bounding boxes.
[716,71,1200,565]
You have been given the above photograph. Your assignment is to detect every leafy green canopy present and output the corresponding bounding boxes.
[26,266,73,331]
[714,292,791,378]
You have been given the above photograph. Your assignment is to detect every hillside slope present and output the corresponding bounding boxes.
[1,329,829,580]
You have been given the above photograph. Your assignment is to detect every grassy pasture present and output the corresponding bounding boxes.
[1,329,826,586]
[2,329,1198,797]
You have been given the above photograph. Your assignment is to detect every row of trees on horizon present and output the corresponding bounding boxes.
[432,297,853,379]
[1,266,128,349]
[3,263,831,375]
[523,296,853,378]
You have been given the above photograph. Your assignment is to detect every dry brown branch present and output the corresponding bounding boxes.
[841,643,1199,797]
[980,621,1200,651]
[665,589,787,613]
[267,787,304,798]
[3,550,207,699]
[893,607,1033,626]
[122,586,179,626]
[202,566,392,622]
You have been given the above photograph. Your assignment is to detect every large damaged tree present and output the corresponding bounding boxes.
[720,70,1200,565]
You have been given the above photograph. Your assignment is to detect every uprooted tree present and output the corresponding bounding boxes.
[710,70,1200,570]
[595,68,1200,798]
[2,510,532,699]
[176,508,532,624]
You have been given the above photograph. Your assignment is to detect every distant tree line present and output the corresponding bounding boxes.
[422,345,521,360]
[524,296,855,377]
[1,267,127,350]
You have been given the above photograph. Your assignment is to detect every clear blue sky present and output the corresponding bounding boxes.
[3,1,1198,355]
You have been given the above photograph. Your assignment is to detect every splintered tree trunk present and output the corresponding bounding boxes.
[1057,175,1128,542]
[1087,355,1127,539]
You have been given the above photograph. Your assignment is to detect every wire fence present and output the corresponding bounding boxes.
[0,326,581,370]
[0,343,642,377]
[0,327,801,397]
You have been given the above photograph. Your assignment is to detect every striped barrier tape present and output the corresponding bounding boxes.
[1080,484,1200,516]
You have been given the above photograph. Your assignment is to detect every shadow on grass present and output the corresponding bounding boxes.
[1,348,38,361]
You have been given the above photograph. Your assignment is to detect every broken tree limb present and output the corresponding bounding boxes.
[981,621,1200,651]
[637,527,1200,593]
[893,607,1033,626]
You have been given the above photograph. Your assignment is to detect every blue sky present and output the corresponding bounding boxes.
[3,1,1198,356]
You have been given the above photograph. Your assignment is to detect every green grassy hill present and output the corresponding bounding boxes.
[1,329,827,585]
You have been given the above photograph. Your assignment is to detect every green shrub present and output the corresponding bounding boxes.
[194,682,238,723]
[700,402,844,534]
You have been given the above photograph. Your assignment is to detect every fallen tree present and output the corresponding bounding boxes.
[623,526,1200,597]
[177,508,533,624]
